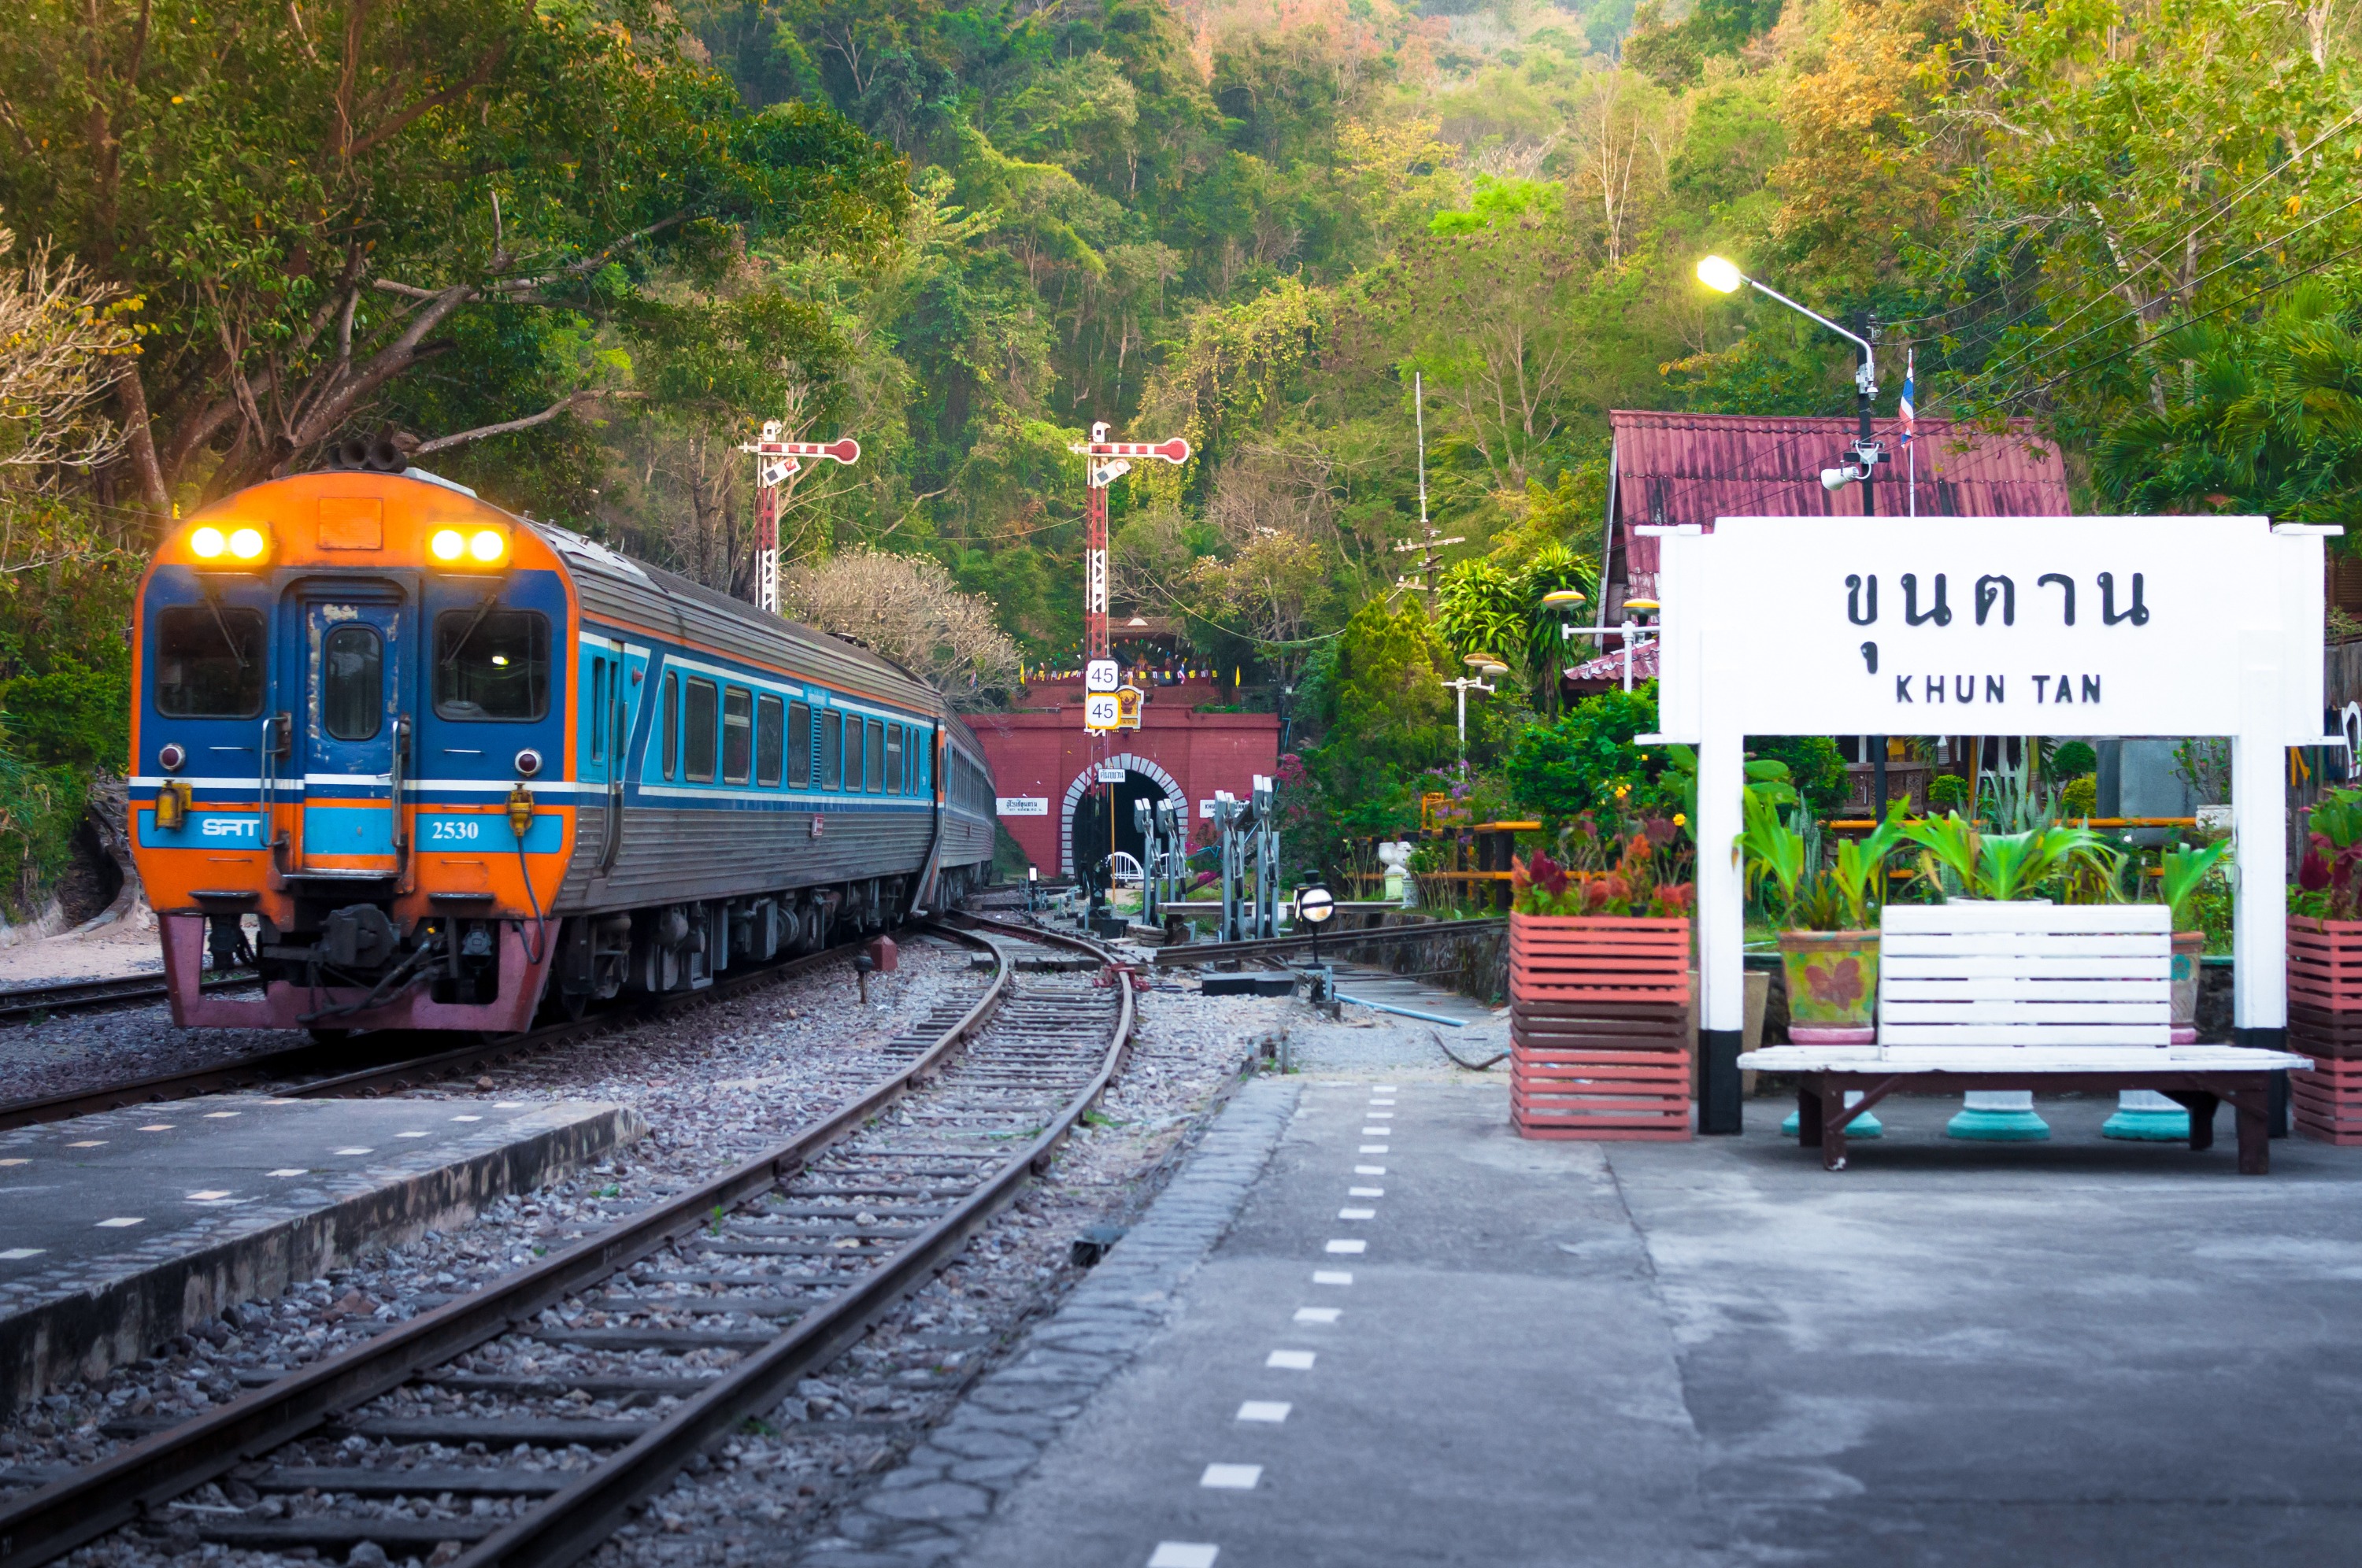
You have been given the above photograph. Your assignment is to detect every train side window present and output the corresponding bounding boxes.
[722,686,752,784]
[684,678,718,783]
[883,725,903,796]
[788,701,812,787]
[865,719,884,793]
[820,710,842,790]
[156,605,266,718]
[434,608,549,721]
[590,661,607,762]
[321,624,383,741]
[844,715,864,792]
[661,672,678,781]
[757,695,784,788]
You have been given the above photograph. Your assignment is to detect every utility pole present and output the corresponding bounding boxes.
[737,425,861,614]
[1392,373,1464,609]
[1853,312,1887,819]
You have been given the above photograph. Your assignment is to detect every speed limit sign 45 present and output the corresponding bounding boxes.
[1083,692,1121,730]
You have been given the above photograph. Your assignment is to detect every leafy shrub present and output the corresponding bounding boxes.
[2051,740,2097,778]
[1504,685,1681,823]
[1929,774,1969,811]
[2060,775,2098,818]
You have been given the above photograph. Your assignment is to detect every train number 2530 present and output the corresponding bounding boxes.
[428,818,483,842]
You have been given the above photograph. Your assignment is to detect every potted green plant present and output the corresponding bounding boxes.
[1740,791,1908,1045]
[2160,838,2232,1043]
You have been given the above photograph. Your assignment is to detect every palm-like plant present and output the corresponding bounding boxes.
[2160,838,2233,932]
[1899,812,2110,901]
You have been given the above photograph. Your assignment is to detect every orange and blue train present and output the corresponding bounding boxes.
[128,461,998,1036]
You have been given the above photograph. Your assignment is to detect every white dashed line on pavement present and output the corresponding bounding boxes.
[1294,1307,1341,1324]
[1349,1186,1383,1196]
[0,1248,43,1259]
[1148,1544,1219,1568]
[1312,1270,1353,1285]
[1266,1349,1317,1370]
[1359,1144,1388,1153]
[1354,1163,1385,1174]
[1238,1401,1291,1422]
[1338,1207,1375,1220]
[94,1217,143,1229]
[1200,1464,1262,1490]
[1324,1239,1367,1254]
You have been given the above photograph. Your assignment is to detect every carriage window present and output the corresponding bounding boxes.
[820,711,842,790]
[321,624,383,741]
[590,661,607,761]
[883,726,903,796]
[434,608,549,721]
[156,605,266,718]
[684,679,717,783]
[844,716,864,793]
[722,686,752,784]
[865,720,884,793]
[661,672,678,781]
[757,695,784,787]
[788,701,812,787]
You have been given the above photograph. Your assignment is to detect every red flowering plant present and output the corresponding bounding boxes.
[1511,796,1694,917]
[2293,789,2362,921]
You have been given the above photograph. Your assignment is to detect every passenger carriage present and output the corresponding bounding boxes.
[131,464,997,1037]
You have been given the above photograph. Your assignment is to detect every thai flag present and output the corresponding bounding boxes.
[1899,349,1916,444]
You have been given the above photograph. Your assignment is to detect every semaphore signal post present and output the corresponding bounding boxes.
[1068,423,1189,732]
[739,423,862,614]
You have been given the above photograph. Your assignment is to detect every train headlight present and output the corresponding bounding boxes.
[468,527,509,564]
[429,527,466,562]
[188,526,227,560]
[228,526,268,562]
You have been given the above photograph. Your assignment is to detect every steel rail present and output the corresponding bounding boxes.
[0,920,1125,1568]
[460,917,1131,1568]
[1150,916,1507,967]
[0,935,876,1133]
[0,972,257,1025]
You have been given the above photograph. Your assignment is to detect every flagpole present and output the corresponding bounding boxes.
[1903,347,1918,518]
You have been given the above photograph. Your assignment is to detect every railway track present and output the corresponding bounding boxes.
[0,915,1131,1568]
[0,971,257,1025]
[0,934,885,1133]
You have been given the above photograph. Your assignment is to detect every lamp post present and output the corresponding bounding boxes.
[1539,588,1586,716]
[1444,653,1504,760]
[1560,599,1654,693]
[1697,254,1890,828]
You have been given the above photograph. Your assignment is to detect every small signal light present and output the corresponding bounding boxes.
[189,526,227,560]
[514,748,542,778]
[157,743,187,773]
[228,526,268,561]
[468,527,508,564]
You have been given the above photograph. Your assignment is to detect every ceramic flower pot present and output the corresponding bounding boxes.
[2170,929,2204,1045]
[1777,928,1878,1045]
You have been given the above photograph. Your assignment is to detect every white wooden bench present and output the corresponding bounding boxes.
[1739,902,2311,1172]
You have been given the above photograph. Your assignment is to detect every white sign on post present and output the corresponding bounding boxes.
[1097,765,1126,783]
[996,797,1048,816]
[1083,693,1121,730]
[1645,514,2335,1044]
[1085,659,1120,693]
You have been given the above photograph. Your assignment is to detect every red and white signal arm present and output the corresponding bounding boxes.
[1083,693,1122,731]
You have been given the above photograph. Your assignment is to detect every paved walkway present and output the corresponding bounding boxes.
[940,1081,2362,1567]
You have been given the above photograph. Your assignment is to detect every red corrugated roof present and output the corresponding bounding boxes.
[1572,411,2071,683]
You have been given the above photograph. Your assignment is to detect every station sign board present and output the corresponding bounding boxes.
[996,797,1048,816]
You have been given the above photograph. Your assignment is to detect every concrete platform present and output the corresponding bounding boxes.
[931,1083,2362,1568]
[0,1093,642,1413]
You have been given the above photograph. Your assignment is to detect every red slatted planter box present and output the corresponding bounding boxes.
[2289,917,2362,1143]
[1508,914,1691,1141]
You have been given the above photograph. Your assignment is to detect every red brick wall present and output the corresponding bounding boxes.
[964,679,1281,876]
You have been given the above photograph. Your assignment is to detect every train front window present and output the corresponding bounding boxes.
[722,686,753,784]
[156,604,265,718]
[321,624,383,741]
[434,607,548,721]
[685,679,718,783]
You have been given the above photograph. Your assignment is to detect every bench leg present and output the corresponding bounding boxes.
[2166,1091,2218,1152]
[1820,1084,1848,1170]
[2234,1091,2269,1174]
[1797,1085,1823,1148]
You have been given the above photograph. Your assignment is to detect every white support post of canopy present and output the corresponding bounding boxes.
[2232,633,2290,1041]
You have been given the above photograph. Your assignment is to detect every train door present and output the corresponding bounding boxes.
[579,638,628,874]
[291,586,411,873]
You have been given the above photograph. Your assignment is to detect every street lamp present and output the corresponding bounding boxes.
[1698,252,1891,812]
[1444,653,1504,760]
[1695,255,1886,512]
[1560,598,1655,693]
[1539,589,1587,716]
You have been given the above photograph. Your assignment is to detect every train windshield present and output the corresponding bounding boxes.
[156,604,266,717]
[434,606,549,721]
